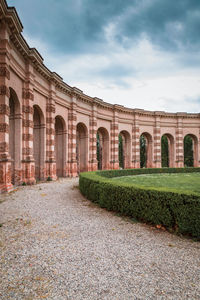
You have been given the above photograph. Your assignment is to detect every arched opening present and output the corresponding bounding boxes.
[161,134,175,168]
[76,122,88,173]
[33,105,45,180]
[97,127,109,170]
[119,130,131,169]
[140,132,152,168]
[55,116,66,177]
[184,134,198,167]
[9,88,21,184]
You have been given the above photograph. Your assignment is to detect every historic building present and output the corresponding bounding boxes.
[0,0,200,192]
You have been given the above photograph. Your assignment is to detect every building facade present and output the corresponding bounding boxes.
[0,0,200,192]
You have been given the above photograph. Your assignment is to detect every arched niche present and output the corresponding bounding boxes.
[55,116,66,177]
[76,122,88,173]
[33,105,45,180]
[161,133,175,167]
[97,127,109,170]
[9,88,21,184]
[184,134,198,167]
[140,132,153,168]
[119,130,131,169]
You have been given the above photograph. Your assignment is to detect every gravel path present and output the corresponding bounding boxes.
[0,178,199,300]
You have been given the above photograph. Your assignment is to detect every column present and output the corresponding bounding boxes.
[132,112,140,168]
[21,63,35,184]
[0,20,12,192]
[89,103,98,171]
[45,82,57,180]
[175,115,184,167]
[110,107,119,170]
[153,113,161,168]
[67,93,77,177]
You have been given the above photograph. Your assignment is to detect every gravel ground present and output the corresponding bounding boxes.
[0,178,200,300]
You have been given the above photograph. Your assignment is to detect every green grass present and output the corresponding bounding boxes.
[111,172,200,195]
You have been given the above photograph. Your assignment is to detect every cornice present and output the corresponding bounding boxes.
[1,0,200,120]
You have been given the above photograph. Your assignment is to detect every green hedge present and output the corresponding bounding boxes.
[79,168,200,238]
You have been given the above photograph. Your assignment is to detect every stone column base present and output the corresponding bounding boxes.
[175,161,184,168]
[67,161,78,177]
[0,160,13,193]
[110,161,119,170]
[132,160,140,169]
[88,160,98,172]
[153,160,162,168]
[45,161,57,181]
[22,161,36,185]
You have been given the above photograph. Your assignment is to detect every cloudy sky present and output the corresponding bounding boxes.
[8,0,200,113]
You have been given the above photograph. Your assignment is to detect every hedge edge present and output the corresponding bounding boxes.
[79,168,200,238]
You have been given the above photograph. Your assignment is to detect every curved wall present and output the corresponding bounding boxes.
[0,0,200,192]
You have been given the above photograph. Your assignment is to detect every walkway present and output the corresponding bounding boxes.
[0,178,199,299]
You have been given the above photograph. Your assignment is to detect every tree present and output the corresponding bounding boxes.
[118,134,124,168]
[184,135,193,167]
[161,135,169,167]
[140,135,146,168]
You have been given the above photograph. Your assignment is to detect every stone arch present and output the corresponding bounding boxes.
[55,116,66,177]
[140,132,153,168]
[33,105,45,180]
[9,88,21,184]
[184,134,198,167]
[119,130,131,169]
[161,133,175,167]
[76,122,88,173]
[97,127,109,170]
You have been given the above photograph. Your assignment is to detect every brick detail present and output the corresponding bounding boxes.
[23,134,33,141]
[46,140,54,146]
[0,142,8,152]
[46,117,54,124]
[0,66,10,79]
[22,89,34,101]
[46,104,55,113]
[0,123,9,132]
[23,147,33,155]
[0,85,10,97]
[0,104,9,115]
[23,119,33,128]
[22,105,33,114]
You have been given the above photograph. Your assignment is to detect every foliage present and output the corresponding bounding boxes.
[140,135,146,168]
[184,135,194,167]
[79,168,200,238]
[118,134,124,169]
[161,135,169,167]
[96,132,101,170]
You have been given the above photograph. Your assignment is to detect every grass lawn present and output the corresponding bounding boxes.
[111,172,200,195]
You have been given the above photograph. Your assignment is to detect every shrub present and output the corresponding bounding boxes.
[79,168,200,238]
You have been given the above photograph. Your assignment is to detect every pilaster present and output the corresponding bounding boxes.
[67,93,77,177]
[153,114,161,168]
[175,116,184,167]
[110,107,119,169]
[89,104,98,171]
[21,62,35,185]
[0,20,12,192]
[132,113,140,168]
[45,82,57,180]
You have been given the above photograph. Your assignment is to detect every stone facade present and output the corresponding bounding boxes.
[0,0,200,192]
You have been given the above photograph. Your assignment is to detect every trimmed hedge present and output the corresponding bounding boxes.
[79,168,200,238]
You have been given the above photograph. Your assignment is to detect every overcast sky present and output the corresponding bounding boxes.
[8,0,200,113]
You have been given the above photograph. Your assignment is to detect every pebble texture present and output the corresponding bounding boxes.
[0,178,200,300]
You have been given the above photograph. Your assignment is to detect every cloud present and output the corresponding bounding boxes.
[7,0,200,113]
